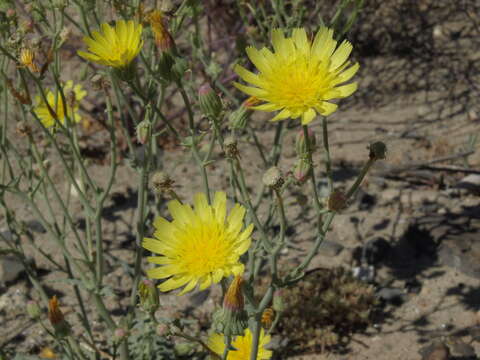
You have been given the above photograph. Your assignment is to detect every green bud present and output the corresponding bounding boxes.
[174,342,195,356]
[136,120,150,145]
[26,300,41,319]
[198,84,222,120]
[138,279,160,313]
[272,289,286,312]
[295,128,317,157]
[293,158,311,184]
[171,57,188,81]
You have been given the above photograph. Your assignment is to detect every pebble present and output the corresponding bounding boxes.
[420,341,450,360]
[376,287,407,305]
[456,174,480,193]
[25,220,46,234]
[319,240,344,257]
[0,256,24,285]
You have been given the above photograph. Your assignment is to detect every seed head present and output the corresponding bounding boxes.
[368,141,387,161]
[328,189,348,212]
[263,166,284,190]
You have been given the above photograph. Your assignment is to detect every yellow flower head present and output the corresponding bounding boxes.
[234,27,359,125]
[208,328,272,360]
[34,80,87,129]
[143,192,253,295]
[78,20,143,68]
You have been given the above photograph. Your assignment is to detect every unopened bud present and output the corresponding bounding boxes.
[228,97,258,130]
[151,171,174,194]
[293,159,311,184]
[138,279,160,313]
[295,128,317,157]
[262,167,284,190]
[327,189,347,212]
[136,120,150,145]
[6,8,16,18]
[156,323,169,337]
[368,141,387,161]
[174,342,195,356]
[114,328,128,342]
[26,300,41,319]
[198,83,222,120]
[224,136,239,159]
[272,289,286,312]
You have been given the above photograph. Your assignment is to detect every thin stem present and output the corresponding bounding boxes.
[303,125,322,212]
[321,117,334,194]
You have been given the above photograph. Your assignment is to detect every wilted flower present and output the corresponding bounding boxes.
[143,192,253,295]
[148,10,174,52]
[48,296,70,336]
[234,27,359,125]
[19,48,40,73]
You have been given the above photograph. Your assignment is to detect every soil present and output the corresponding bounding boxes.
[1,0,480,359]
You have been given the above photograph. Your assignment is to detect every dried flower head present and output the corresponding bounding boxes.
[234,27,359,125]
[327,189,348,212]
[262,166,284,190]
[148,10,174,52]
[78,20,143,68]
[143,192,253,295]
[19,48,40,73]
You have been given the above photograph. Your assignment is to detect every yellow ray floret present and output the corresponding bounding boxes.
[34,80,87,129]
[143,192,253,295]
[234,27,359,125]
[207,328,272,360]
[78,20,143,68]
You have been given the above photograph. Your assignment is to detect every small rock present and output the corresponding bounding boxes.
[420,341,450,360]
[352,265,375,283]
[468,109,478,121]
[25,220,46,234]
[376,287,407,305]
[456,174,480,193]
[0,256,24,285]
[449,341,475,357]
[381,189,400,202]
[319,240,344,257]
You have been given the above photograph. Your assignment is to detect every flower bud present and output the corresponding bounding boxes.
[114,328,128,343]
[198,84,222,120]
[6,8,16,18]
[228,96,259,130]
[293,158,311,184]
[174,342,195,356]
[156,323,170,337]
[213,275,248,337]
[138,279,160,313]
[151,171,174,194]
[262,166,284,190]
[157,51,175,81]
[26,300,41,319]
[136,120,150,145]
[272,289,286,312]
[295,128,316,157]
[224,136,239,159]
[261,308,274,328]
[48,296,70,337]
[368,141,387,161]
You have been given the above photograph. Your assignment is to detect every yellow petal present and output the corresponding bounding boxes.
[270,108,291,122]
[301,108,316,125]
[234,64,262,87]
[158,276,190,292]
[330,40,353,70]
[233,82,268,98]
[212,191,226,224]
[316,102,338,116]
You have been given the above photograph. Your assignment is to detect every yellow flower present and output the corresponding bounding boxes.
[77,20,143,68]
[234,27,359,125]
[143,192,253,295]
[34,80,86,129]
[207,328,272,360]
